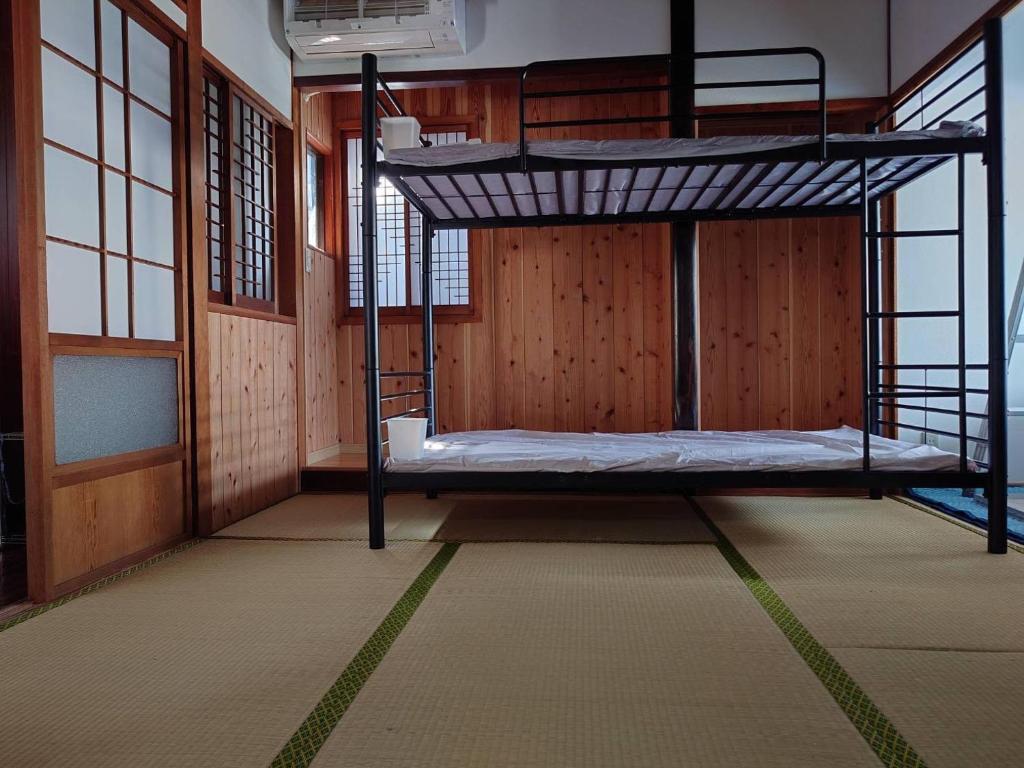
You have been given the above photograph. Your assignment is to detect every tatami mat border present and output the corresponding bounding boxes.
[689,498,929,768]
[270,542,461,768]
[892,495,1024,553]
[0,540,201,634]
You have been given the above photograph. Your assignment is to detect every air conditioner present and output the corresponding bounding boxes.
[285,0,466,60]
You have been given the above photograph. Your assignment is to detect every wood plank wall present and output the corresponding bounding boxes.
[208,313,298,531]
[301,93,341,458]
[697,112,870,430]
[313,80,870,446]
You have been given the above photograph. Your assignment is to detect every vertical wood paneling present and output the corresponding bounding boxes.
[757,220,792,429]
[582,227,616,432]
[209,313,297,531]
[209,312,224,525]
[791,218,822,429]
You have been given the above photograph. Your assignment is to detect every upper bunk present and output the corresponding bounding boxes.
[369,44,995,230]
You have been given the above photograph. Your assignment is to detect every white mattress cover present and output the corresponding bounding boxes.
[384,122,983,168]
[385,426,965,473]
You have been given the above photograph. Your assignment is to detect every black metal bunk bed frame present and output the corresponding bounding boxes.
[358,19,1008,554]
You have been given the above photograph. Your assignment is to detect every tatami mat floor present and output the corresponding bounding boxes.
[0,492,1019,768]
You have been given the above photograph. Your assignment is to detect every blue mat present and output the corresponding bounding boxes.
[907,487,1024,544]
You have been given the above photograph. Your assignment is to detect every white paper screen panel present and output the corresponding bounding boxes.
[41,0,176,341]
[52,355,179,465]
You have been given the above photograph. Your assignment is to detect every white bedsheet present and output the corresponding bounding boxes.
[385,426,964,473]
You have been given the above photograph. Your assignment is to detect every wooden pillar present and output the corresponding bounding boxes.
[4,0,54,600]
[183,0,214,535]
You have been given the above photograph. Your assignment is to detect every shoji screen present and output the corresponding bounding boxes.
[40,0,182,467]
[40,0,177,342]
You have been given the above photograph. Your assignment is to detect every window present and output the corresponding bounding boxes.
[306,146,325,251]
[40,0,177,341]
[343,128,473,317]
[205,72,277,311]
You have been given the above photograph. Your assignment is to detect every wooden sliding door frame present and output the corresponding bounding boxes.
[8,0,193,601]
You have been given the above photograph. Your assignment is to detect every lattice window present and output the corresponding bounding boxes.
[232,97,276,306]
[204,77,277,310]
[344,129,471,313]
[204,73,228,294]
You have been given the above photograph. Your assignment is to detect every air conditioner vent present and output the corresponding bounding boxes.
[286,0,465,60]
[294,1,430,22]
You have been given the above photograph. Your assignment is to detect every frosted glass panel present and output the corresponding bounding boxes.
[104,170,128,255]
[40,0,95,68]
[133,263,176,341]
[46,241,101,335]
[106,255,129,337]
[44,146,100,248]
[130,102,173,189]
[41,48,98,157]
[127,19,171,115]
[52,355,179,465]
[103,85,126,170]
[100,1,124,86]
[132,182,174,266]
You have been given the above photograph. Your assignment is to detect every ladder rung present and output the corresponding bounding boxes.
[380,389,427,401]
[866,229,960,238]
[870,391,961,399]
[868,310,959,319]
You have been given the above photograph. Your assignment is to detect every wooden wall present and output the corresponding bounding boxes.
[323,81,869,443]
[208,313,298,531]
[301,93,342,459]
[699,218,863,430]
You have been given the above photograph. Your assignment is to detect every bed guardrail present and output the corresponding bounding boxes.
[518,46,827,170]
[871,38,987,132]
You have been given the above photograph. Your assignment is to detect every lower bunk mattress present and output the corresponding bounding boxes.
[385,426,964,474]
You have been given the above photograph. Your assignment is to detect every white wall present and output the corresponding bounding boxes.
[294,0,887,102]
[203,0,293,118]
[890,0,993,90]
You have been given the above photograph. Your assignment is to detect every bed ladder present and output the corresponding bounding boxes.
[863,154,980,477]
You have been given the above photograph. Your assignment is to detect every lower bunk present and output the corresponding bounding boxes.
[381,426,981,493]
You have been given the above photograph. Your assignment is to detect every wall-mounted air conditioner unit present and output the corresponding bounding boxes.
[285,0,466,60]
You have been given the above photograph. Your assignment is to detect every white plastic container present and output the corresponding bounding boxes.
[380,116,422,153]
[387,417,428,459]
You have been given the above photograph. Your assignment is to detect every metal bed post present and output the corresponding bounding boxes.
[421,218,438,500]
[983,18,1007,554]
[421,219,437,437]
[859,159,872,477]
[362,53,386,549]
[867,173,883,499]
[957,153,968,474]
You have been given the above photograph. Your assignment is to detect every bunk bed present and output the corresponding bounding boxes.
[357,19,1009,554]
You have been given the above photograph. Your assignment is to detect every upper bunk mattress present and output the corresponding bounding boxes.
[385,426,964,474]
[384,122,984,169]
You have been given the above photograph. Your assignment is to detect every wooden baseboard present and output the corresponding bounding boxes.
[306,443,343,465]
